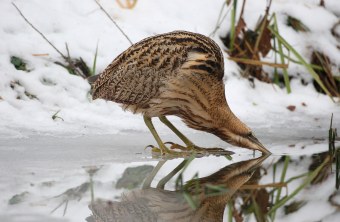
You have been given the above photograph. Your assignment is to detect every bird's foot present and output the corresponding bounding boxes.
[145,144,183,157]
[164,142,234,156]
[145,144,163,153]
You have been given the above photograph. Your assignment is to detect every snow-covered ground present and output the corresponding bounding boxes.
[0,0,339,138]
[0,0,340,221]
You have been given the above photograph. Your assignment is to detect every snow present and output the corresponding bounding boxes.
[0,0,339,138]
[0,0,340,221]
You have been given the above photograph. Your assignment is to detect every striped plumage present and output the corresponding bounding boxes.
[91,31,269,154]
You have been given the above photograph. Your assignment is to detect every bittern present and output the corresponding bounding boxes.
[91,30,270,154]
[88,155,269,222]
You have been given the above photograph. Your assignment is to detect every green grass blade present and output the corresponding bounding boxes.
[228,202,233,222]
[269,25,334,101]
[252,196,265,222]
[272,14,291,93]
[271,48,325,71]
[271,156,290,220]
[175,155,195,190]
[157,159,187,189]
[229,0,237,52]
[91,42,99,76]
[183,192,198,209]
[336,149,340,189]
[268,155,330,215]
[272,36,280,85]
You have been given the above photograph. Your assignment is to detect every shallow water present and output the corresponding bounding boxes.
[0,128,339,222]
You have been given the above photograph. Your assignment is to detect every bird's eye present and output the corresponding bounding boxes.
[247,132,253,137]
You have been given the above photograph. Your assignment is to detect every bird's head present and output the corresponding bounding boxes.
[215,114,270,154]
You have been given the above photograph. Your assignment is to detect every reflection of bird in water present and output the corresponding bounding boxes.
[90,31,269,155]
[87,155,269,222]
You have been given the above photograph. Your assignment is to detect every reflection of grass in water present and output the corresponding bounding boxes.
[328,114,340,189]
[228,154,331,222]
[87,117,338,221]
[228,114,339,222]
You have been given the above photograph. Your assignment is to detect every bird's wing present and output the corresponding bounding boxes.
[91,40,188,105]
[91,31,224,105]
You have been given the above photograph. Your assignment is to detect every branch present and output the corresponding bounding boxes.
[228,57,289,68]
[12,2,67,60]
[94,0,133,45]
[12,3,88,79]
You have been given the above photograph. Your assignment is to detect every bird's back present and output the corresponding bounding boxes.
[91,31,224,108]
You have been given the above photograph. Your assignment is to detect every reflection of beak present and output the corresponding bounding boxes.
[191,153,271,191]
[245,153,271,173]
[248,134,271,154]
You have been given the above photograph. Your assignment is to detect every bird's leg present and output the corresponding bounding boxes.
[159,116,233,155]
[142,160,167,189]
[143,115,177,155]
[159,116,195,147]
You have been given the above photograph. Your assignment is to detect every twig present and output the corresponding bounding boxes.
[32,53,49,56]
[12,2,67,60]
[12,3,90,79]
[63,43,87,78]
[209,2,230,37]
[239,182,286,189]
[94,0,133,45]
[238,0,247,20]
[228,57,289,68]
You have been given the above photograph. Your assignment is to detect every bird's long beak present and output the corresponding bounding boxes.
[247,134,271,154]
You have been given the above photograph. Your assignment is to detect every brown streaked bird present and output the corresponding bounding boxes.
[91,30,270,154]
[87,154,269,222]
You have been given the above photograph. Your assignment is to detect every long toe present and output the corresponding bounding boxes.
[164,142,189,151]
[145,144,163,154]
[190,146,234,156]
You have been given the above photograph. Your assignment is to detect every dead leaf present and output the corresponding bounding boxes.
[311,51,340,98]
[287,105,296,111]
[116,0,138,9]
[287,16,309,32]
[232,202,244,222]
[255,188,270,214]
[235,18,247,37]
[258,20,272,57]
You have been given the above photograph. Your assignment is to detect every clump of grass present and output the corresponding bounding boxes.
[327,114,340,189]
[52,110,64,121]
[286,15,309,32]
[222,0,274,84]
[10,80,38,100]
[221,0,336,100]
[268,155,330,219]
[284,200,307,214]
[12,3,97,79]
[309,152,332,184]
[52,43,95,78]
[311,52,340,98]
[10,56,28,71]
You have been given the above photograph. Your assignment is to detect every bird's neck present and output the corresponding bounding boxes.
[208,99,250,143]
